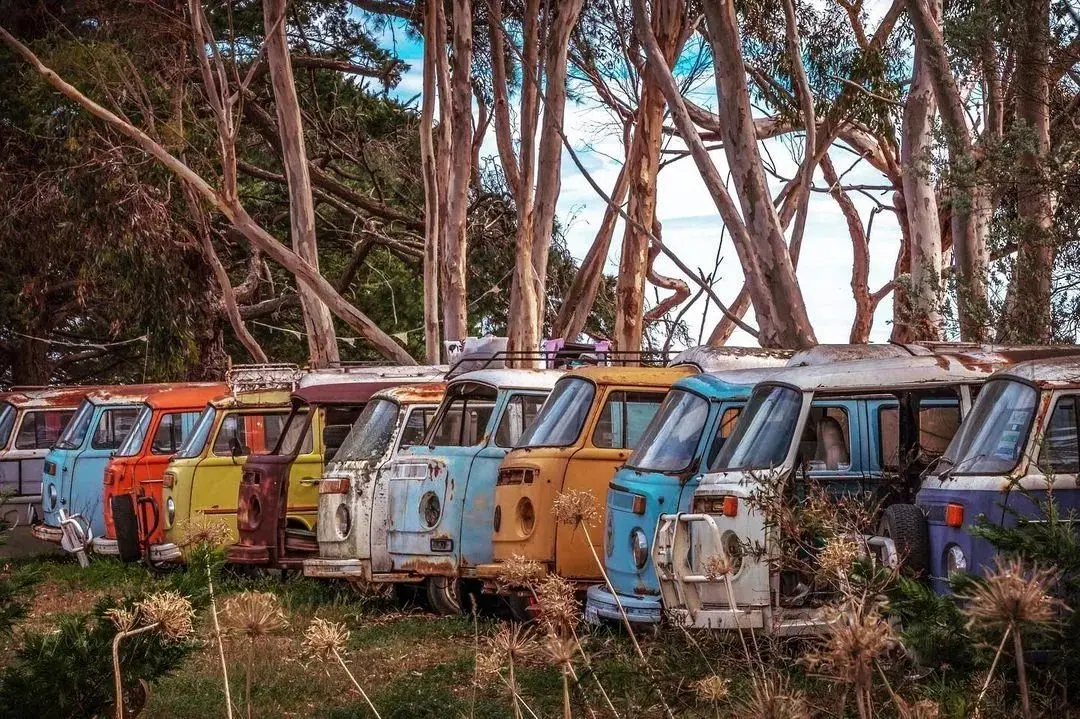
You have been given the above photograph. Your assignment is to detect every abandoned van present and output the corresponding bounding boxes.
[379,368,561,613]
[914,355,1080,594]
[153,368,303,562]
[474,365,695,606]
[227,366,445,570]
[303,383,446,581]
[93,383,226,561]
[0,387,90,526]
[33,384,178,552]
[652,354,991,633]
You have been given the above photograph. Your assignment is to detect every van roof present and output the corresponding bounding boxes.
[448,368,564,391]
[209,388,294,409]
[994,355,1080,388]
[145,384,228,410]
[764,354,999,394]
[670,346,793,371]
[788,342,1080,368]
[565,365,697,387]
[371,383,448,404]
[294,366,446,404]
[1,386,101,410]
[86,383,187,406]
[674,367,794,398]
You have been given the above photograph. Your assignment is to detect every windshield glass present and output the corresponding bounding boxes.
[940,379,1038,475]
[276,408,313,456]
[712,385,803,471]
[116,405,153,457]
[333,399,399,462]
[427,383,496,447]
[0,403,15,449]
[175,405,216,459]
[627,390,710,472]
[517,378,594,448]
[56,399,94,450]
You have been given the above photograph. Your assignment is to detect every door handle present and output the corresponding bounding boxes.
[299,477,320,486]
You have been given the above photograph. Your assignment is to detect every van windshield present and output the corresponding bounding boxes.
[0,403,15,449]
[712,385,802,471]
[427,383,496,447]
[334,399,400,462]
[940,379,1037,476]
[627,390,709,472]
[56,399,94,450]
[175,405,216,459]
[517,377,594,448]
[116,405,153,457]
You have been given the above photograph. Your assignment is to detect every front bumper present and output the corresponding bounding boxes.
[474,562,502,579]
[585,585,662,625]
[92,537,120,556]
[224,543,271,565]
[148,542,182,563]
[303,557,369,579]
[31,522,63,544]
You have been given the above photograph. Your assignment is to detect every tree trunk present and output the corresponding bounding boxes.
[441,0,473,344]
[908,0,990,341]
[262,0,339,367]
[420,0,441,364]
[1001,0,1054,342]
[615,0,684,352]
[642,224,691,323]
[900,0,944,341]
[707,289,751,345]
[821,156,875,342]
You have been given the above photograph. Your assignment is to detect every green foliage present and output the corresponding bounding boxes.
[0,596,195,719]
[887,576,978,671]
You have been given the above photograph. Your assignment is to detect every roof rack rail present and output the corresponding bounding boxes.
[446,348,669,377]
[226,363,303,395]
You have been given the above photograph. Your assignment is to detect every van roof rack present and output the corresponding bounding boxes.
[226,363,303,394]
[446,348,669,377]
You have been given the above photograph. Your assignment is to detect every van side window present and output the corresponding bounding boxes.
[879,402,961,470]
[91,408,141,450]
[428,399,494,447]
[399,408,435,449]
[1040,397,1078,474]
[323,406,366,463]
[494,394,546,448]
[705,407,742,468]
[150,412,199,455]
[592,392,666,449]
[14,410,76,450]
[213,413,289,456]
[798,406,851,472]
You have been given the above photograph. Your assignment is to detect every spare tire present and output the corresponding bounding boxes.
[111,495,142,563]
[877,503,929,576]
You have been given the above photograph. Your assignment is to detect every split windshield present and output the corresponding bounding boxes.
[116,405,153,457]
[939,379,1038,475]
[55,399,94,450]
[427,383,496,447]
[627,389,709,472]
[333,399,400,462]
[175,405,216,459]
[711,385,802,471]
[517,377,594,448]
[0,403,15,449]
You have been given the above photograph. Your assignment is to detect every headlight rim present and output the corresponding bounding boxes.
[630,527,649,569]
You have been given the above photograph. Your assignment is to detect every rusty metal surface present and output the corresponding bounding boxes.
[988,355,1080,388]
[209,388,293,409]
[371,383,449,404]
[3,386,104,409]
[562,364,696,386]
[671,346,794,371]
[86,383,185,406]
[144,384,227,410]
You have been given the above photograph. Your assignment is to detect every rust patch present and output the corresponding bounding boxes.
[400,556,457,576]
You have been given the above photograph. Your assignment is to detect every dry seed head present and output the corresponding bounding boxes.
[222,591,287,640]
[737,673,808,719]
[179,517,232,549]
[301,618,350,661]
[702,553,735,579]
[137,591,195,640]
[542,632,577,667]
[473,649,503,684]
[807,603,896,688]
[692,675,731,704]
[962,556,1064,632]
[552,490,599,527]
[105,607,139,633]
[818,536,861,578]
[486,623,538,664]
[535,573,579,632]
[496,554,546,589]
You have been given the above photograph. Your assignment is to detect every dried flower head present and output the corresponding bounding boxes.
[542,632,576,667]
[535,573,579,633]
[962,557,1064,632]
[486,623,538,664]
[818,536,861,579]
[703,553,735,579]
[105,606,139,633]
[496,554,546,590]
[896,697,941,719]
[473,648,503,684]
[301,618,350,661]
[736,674,808,719]
[692,674,731,704]
[806,602,896,689]
[552,490,599,527]
[222,591,287,640]
[178,517,232,549]
[137,591,195,640]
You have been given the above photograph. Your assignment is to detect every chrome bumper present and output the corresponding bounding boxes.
[303,557,369,579]
[584,585,662,625]
[92,537,120,556]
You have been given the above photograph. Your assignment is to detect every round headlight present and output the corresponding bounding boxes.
[493,505,502,533]
[47,484,57,510]
[335,504,351,538]
[516,498,535,537]
[945,544,967,576]
[420,491,441,528]
[606,522,615,558]
[721,531,744,575]
[166,497,175,526]
[631,528,649,568]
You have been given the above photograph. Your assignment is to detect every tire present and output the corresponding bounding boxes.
[502,593,535,623]
[878,503,929,576]
[111,495,142,563]
[393,582,427,609]
[426,576,465,616]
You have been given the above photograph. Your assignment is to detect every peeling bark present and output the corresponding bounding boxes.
[642,223,691,324]
[420,0,441,363]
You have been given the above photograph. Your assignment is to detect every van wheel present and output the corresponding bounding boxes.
[426,576,464,615]
[878,504,929,576]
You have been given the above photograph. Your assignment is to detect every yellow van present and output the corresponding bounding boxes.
[151,388,321,562]
[476,366,695,588]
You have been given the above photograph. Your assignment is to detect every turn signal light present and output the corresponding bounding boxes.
[631,494,646,515]
[162,472,175,489]
[722,496,738,518]
[945,503,964,528]
[319,478,350,495]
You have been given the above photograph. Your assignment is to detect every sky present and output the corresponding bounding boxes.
[371,15,903,349]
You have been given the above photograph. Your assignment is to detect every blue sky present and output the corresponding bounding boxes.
[371,16,902,348]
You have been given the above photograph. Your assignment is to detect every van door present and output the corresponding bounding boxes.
[69,406,140,533]
[792,399,865,498]
[557,388,667,580]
